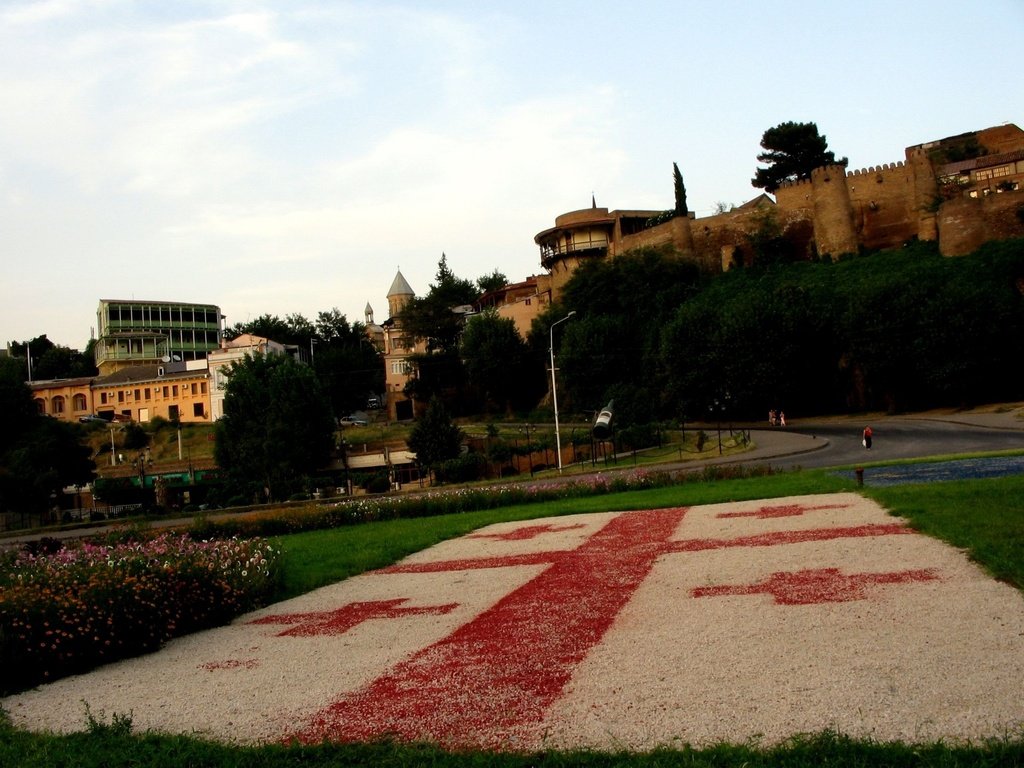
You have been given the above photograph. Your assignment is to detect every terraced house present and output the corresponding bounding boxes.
[94,298,223,376]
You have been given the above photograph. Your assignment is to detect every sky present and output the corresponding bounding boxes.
[2,0,1022,350]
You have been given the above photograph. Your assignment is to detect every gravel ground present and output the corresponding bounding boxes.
[3,493,1023,751]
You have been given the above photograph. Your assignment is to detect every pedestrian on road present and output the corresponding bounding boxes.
[862,425,873,449]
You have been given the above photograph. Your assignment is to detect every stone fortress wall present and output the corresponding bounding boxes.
[538,123,1024,285]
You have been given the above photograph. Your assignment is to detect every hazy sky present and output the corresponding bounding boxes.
[2,0,1022,349]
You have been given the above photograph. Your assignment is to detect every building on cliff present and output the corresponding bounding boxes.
[534,123,1024,303]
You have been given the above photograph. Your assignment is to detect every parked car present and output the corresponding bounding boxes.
[78,414,110,424]
[339,415,368,427]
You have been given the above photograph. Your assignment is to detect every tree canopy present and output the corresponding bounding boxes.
[225,308,383,416]
[398,254,480,354]
[460,311,542,414]
[214,353,337,502]
[6,335,96,380]
[0,360,95,519]
[476,269,508,295]
[406,396,463,473]
[673,162,688,217]
[751,121,847,193]
[538,246,703,420]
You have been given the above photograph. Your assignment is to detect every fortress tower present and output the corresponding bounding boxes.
[810,164,858,259]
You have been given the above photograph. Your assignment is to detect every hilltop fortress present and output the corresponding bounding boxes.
[532,122,1024,302]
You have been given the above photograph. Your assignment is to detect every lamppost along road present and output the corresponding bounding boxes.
[549,311,576,473]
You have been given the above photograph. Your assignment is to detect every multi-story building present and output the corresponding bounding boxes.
[30,361,212,424]
[94,299,224,376]
[473,275,552,338]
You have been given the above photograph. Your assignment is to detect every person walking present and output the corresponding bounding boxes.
[862,425,873,449]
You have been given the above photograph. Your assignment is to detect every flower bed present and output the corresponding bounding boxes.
[0,534,280,695]
[187,466,775,540]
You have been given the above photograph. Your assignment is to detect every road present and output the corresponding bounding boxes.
[777,415,1024,469]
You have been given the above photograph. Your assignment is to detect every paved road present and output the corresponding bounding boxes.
[772,415,1024,469]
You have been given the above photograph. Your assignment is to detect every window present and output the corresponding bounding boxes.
[134,388,141,401]
[193,403,205,418]
[391,359,411,375]
[172,385,178,397]
[163,386,169,397]
[118,391,125,403]
[992,165,1012,178]
[100,392,108,405]
[52,396,65,414]
[200,382,207,394]
[168,405,179,421]
[975,168,994,181]
[191,382,198,395]
[73,393,87,411]
[34,398,45,414]
[144,388,151,400]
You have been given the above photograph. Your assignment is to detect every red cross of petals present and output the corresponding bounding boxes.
[467,522,586,541]
[717,502,851,519]
[692,567,939,605]
[249,598,458,637]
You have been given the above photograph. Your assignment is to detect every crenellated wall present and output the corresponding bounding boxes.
[535,122,1024,297]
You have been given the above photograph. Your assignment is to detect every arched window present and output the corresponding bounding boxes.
[73,393,88,412]
[34,398,45,414]
[52,395,66,414]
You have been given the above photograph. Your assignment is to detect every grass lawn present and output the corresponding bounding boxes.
[4,470,1024,767]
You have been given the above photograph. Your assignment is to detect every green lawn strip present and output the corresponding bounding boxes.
[864,474,1024,590]
[273,470,856,600]
[3,716,1022,768]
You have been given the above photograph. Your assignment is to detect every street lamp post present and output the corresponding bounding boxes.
[549,311,576,473]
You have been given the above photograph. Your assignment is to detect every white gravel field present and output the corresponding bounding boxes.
[3,493,1023,751]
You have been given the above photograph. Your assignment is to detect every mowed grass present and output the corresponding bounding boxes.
[4,470,1024,767]
[273,470,856,600]
[865,474,1024,590]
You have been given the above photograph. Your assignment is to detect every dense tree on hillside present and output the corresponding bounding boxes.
[673,162,688,217]
[661,239,1024,416]
[7,335,96,380]
[460,311,542,414]
[476,270,508,295]
[407,396,463,477]
[399,254,480,354]
[214,354,336,502]
[224,314,293,344]
[0,361,95,519]
[662,275,843,418]
[752,121,847,193]
[225,308,383,416]
[310,310,383,415]
[402,351,466,413]
[534,246,704,421]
